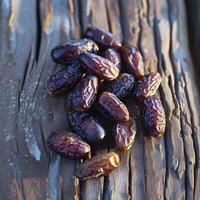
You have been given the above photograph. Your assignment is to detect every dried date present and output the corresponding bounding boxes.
[106,73,134,99]
[141,97,166,137]
[70,74,99,111]
[133,72,161,102]
[120,45,144,78]
[84,27,121,50]
[51,39,98,64]
[79,53,120,81]
[76,152,120,180]
[47,63,83,95]
[104,48,121,70]
[98,92,129,122]
[69,112,106,144]
[47,132,91,159]
[113,118,137,152]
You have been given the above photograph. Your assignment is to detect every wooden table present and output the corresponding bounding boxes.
[0,0,200,199]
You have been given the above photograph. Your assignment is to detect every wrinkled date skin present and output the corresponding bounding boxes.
[134,72,161,102]
[141,98,166,137]
[70,74,99,111]
[84,27,121,50]
[47,132,91,159]
[76,152,120,180]
[47,63,83,95]
[113,118,137,152]
[69,112,106,144]
[106,73,134,99]
[120,45,144,78]
[98,92,129,122]
[51,39,99,64]
[79,53,120,81]
[104,48,121,70]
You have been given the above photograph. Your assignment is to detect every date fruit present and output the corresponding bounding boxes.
[141,97,166,137]
[98,92,129,122]
[70,74,99,111]
[84,27,121,50]
[106,73,134,99]
[69,112,106,144]
[51,39,99,64]
[47,132,90,159]
[120,45,144,78]
[47,63,83,95]
[79,53,120,81]
[76,152,120,180]
[133,72,161,102]
[104,48,121,70]
[113,118,137,152]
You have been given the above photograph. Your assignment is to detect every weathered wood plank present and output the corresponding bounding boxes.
[120,1,167,200]
[35,1,81,200]
[181,1,200,199]
[118,2,147,200]
[0,0,38,199]
[79,1,108,200]
[185,0,200,86]
[155,0,199,199]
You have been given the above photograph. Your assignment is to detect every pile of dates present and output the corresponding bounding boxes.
[47,27,166,180]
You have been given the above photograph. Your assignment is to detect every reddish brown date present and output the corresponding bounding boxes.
[47,132,90,159]
[120,45,144,78]
[69,112,106,144]
[134,72,161,102]
[104,48,121,70]
[98,92,129,122]
[51,39,98,64]
[47,63,83,95]
[113,118,137,152]
[141,98,166,137]
[106,73,134,99]
[70,74,99,111]
[79,53,120,81]
[84,27,121,50]
[76,152,120,180]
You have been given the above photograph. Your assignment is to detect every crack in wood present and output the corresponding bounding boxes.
[35,0,41,61]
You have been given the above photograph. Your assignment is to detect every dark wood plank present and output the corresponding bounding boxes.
[182,1,200,199]
[155,0,200,199]
[35,1,81,199]
[79,1,109,199]
[0,0,39,199]
[120,1,166,200]
[185,0,200,87]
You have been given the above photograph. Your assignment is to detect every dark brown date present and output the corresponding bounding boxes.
[69,112,106,144]
[84,27,121,50]
[120,45,144,78]
[98,92,129,122]
[76,152,120,180]
[104,48,121,70]
[113,118,137,152]
[70,74,99,111]
[47,63,83,95]
[51,39,98,64]
[106,73,134,99]
[47,132,90,159]
[79,53,120,81]
[133,72,161,102]
[141,98,166,137]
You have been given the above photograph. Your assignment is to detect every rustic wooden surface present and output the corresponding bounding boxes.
[0,0,200,199]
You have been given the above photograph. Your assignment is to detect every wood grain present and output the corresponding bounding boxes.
[0,0,199,199]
